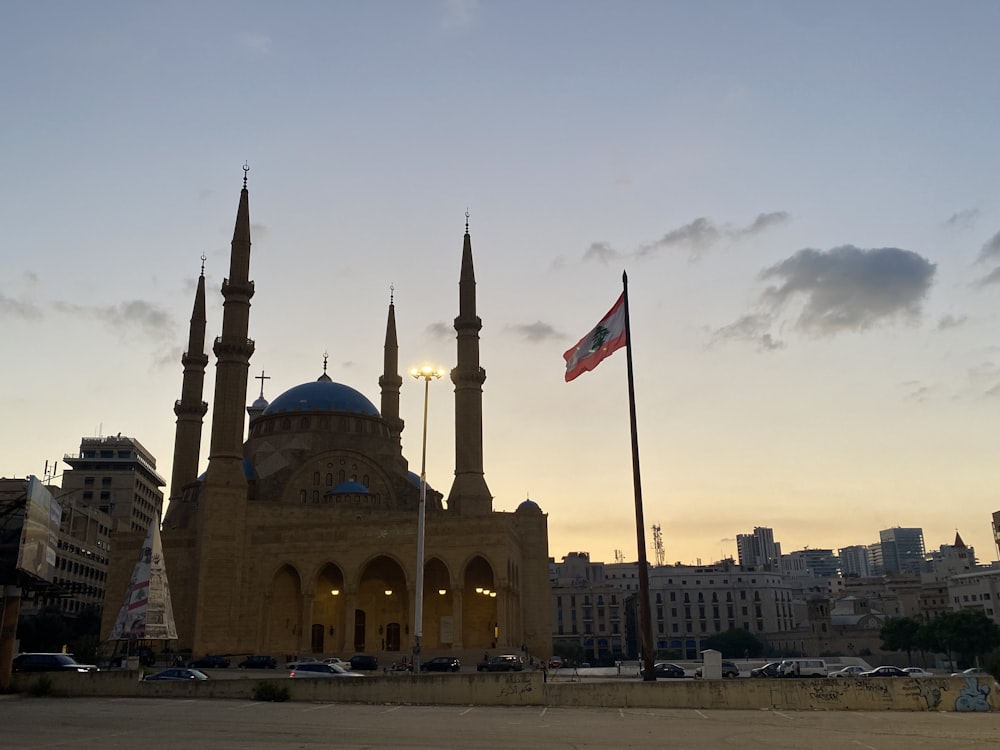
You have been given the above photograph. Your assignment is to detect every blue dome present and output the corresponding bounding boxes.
[262,380,379,417]
[517,498,541,513]
[330,480,369,494]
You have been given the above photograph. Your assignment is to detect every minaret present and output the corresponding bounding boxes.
[447,213,493,515]
[192,165,255,655]
[205,164,255,477]
[167,257,209,509]
[379,287,404,444]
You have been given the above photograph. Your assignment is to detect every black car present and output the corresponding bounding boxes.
[238,655,276,669]
[349,654,379,671]
[144,668,209,681]
[641,662,685,679]
[421,656,461,673]
[12,653,99,673]
[188,654,230,668]
[751,662,782,678]
[860,666,908,678]
[477,655,524,672]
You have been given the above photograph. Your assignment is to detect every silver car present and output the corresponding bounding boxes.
[290,663,363,678]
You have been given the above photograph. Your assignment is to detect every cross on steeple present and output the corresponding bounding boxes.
[254,369,270,398]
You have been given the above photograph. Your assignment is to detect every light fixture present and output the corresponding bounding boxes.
[384,589,393,596]
[475,587,483,594]
[330,589,340,596]
[410,363,445,675]
[438,589,447,596]
[490,591,497,598]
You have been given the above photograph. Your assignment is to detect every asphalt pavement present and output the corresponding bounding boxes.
[2,696,999,749]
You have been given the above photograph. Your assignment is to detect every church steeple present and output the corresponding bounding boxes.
[447,213,493,515]
[166,258,210,517]
[379,287,403,442]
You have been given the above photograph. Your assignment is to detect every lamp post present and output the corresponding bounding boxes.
[410,364,445,674]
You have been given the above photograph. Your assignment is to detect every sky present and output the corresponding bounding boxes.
[3,1,1000,568]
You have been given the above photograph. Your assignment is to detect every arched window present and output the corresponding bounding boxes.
[326,473,333,486]
[300,417,310,430]
[312,490,319,503]
[299,490,306,503]
[313,472,321,485]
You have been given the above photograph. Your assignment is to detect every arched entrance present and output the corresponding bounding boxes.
[462,556,496,649]
[312,563,346,654]
[357,556,408,652]
[422,557,453,649]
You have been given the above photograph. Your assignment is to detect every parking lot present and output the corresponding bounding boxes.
[2,696,999,749]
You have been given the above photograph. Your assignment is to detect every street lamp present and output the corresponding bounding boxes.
[410,364,445,673]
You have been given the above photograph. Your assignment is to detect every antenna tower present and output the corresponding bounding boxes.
[652,524,664,567]
[614,548,624,564]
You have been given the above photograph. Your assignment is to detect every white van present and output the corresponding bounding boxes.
[777,658,828,678]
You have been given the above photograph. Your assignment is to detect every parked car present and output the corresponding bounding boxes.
[903,667,933,677]
[477,654,524,672]
[750,662,782,678]
[12,653,99,673]
[828,666,866,678]
[188,654,230,669]
[322,657,348,668]
[951,667,987,677]
[776,658,828,678]
[144,668,209,681]
[420,656,461,673]
[861,666,908,677]
[238,655,276,669]
[285,656,320,669]
[349,654,379,671]
[641,662,685,679]
[548,656,564,669]
[694,660,740,679]
[290,663,363,678]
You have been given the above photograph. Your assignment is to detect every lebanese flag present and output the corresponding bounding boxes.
[563,293,627,382]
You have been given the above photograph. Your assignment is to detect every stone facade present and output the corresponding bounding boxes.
[101,176,552,663]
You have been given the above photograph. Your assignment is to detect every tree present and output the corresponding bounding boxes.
[933,610,1000,668]
[879,617,921,663]
[703,628,764,659]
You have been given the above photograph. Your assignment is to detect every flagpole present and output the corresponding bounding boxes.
[622,270,656,682]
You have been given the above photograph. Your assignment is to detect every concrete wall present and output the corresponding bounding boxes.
[11,671,999,713]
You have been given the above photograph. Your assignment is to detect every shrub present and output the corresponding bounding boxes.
[253,680,290,702]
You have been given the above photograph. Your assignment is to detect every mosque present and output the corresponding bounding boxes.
[100,170,552,663]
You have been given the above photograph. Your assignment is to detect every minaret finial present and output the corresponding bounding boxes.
[390,283,394,305]
[243,161,250,189]
[200,253,207,276]
[323,351,329,374]
[465,208,470,234]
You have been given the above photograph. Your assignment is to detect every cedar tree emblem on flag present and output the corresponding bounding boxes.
[563,293,627,382]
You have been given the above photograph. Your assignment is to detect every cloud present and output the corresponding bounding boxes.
[505,321,561,342]
[0,291,44,320]
[976,230,1000,263]
[899,380,930,403]
[426,321,453,340]
[758,245,935,336]
[709,313,784,351]
[973,265,1000,288]
[441,0,480,28]
[583,242,619,263]
[237,32,272,55]
[936,314,967,331]
[944,208,979,229]
[585,212,790,264]
[51,299,175,340]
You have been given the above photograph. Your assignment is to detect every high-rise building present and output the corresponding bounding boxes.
[61,436,165,533]
[838,545,874,578]
[879,527,926,576]
[781,549,839,578]
[735,527,781,570]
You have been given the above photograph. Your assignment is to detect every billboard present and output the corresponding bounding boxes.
[15,476,62,583]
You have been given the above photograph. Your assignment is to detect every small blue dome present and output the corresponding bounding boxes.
[517,498,541,513]
[262,380,379,417]
[330,480,369,494]
[407,471,421,488]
